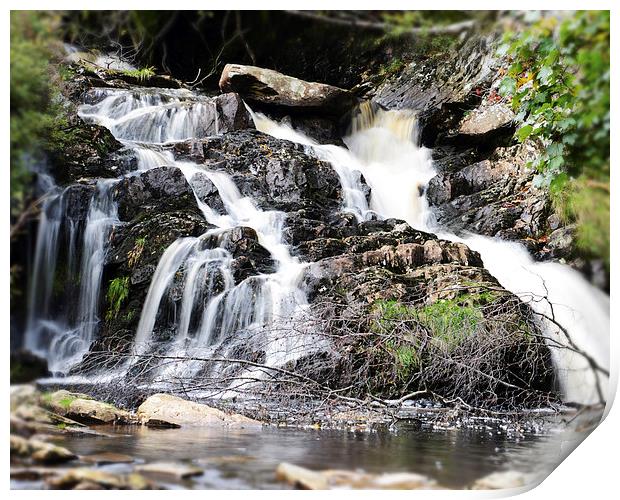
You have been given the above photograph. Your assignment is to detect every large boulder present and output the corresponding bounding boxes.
[136,393,262,428]
[219,64,358,116]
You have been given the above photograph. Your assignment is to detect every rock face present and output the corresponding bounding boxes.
[220,63,358,116]
[136,393,262,428]
[373,35,502,145]
[427,142,551,244]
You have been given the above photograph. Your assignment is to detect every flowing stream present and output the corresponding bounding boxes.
[24,82,609,405]
[251,105,610,406]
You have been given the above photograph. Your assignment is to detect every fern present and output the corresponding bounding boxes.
[106,276,130,321]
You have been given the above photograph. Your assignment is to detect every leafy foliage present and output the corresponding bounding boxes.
[106,277,130,321]
[498,11,609,267]
[10,12,59,216]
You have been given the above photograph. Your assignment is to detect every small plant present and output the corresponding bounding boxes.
[127,236,146,268]
[106,276,130,321]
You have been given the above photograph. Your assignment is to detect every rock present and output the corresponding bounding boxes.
[219,64,358,116]
[45,390,135,425]
[10,384,39,409]
[471,470,530,490]
[374,34,501,145]
[275,463,439,490]
[458,103,514,136]
[11,466,60,481]
[13,404,86,428]
[136,393,262,428]
[543,225,576,259]
[10,351,49,383]
[196,130,342,213]
[276,463,329,490]
[81,452,135,465]
[46,468,156,490]
[135,462,203,479]
[113,166,201,222]
[10,434,77,464]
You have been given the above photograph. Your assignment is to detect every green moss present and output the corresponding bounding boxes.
[106,276,130,321]
[117,65,156,82]
[57,395,76,410]
[419,299,483,351]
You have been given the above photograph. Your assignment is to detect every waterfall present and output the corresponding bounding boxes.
[252,106,610,406]
[24,86,218,373]
[77,87,322,386]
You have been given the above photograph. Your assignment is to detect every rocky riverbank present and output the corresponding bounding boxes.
[12,383,589,490]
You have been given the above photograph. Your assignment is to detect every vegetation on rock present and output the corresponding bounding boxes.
[498,11,609,268]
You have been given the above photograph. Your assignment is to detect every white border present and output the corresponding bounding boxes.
[3,2,617,498]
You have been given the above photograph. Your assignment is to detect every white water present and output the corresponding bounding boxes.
[252,107,610,405]
[25,75,609,404]
[78,87,320,385]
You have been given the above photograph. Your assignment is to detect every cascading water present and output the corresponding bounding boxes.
[26,70,608,405]
[75,86,322,388]
[252,105,610,406]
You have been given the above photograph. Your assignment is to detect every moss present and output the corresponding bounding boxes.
[116,65,156,82]
[419,299,483,351]
[57,395,76,410]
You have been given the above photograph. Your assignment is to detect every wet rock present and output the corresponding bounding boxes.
[471,470,530,490]
[45,390,135,425]
[135,462,203,479]
[81,452,135,465]
[197,130,342,214]
[427,142,551,243]
[10,434,77,464]
[113,166,201,221]
[219,64,358,116]
[48,119,135,184]
[47,468,156,490]
[136,393,262,428]
[10,351,49,384]
[275,463,440,490]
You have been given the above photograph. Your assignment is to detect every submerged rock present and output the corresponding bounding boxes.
[470,470,531,490]
[135,462,203,480]
[219,64,358,116]
[275,462,440,490]
[46,468,156,490]
[136,393,262,428]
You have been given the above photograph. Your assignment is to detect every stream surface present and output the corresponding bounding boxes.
[12,409,600,490]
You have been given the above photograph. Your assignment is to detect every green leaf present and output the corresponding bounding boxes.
[498,77,516,96]
[516,125,533,141]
